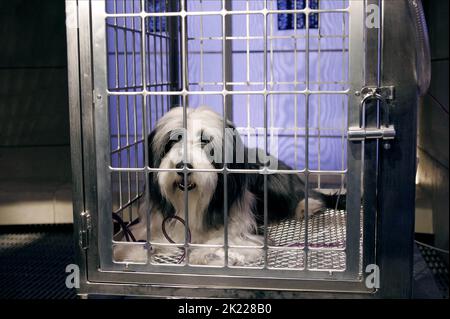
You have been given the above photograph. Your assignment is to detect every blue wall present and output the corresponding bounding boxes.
[106,0,349,172]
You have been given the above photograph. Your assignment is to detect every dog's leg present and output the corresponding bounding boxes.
[295,197,325,220]
[227,233,264,266]
[188,229,264,266]
[112,202,149,262]
[113,203,181,262]
[112,217,148,263]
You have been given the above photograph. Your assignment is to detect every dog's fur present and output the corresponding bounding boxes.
[114,106,344,265]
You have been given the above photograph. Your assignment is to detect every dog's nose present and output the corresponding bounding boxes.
[175,162,193,176]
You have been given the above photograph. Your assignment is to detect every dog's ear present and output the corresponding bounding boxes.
[146,129,176,218]
[147,129,158,168]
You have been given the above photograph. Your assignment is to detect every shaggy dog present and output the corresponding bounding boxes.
[114,106,344,265]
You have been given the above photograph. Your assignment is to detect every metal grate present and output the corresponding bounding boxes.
[0,225,77,299]
[151,209,347,271]
[267,209,346,248]
[416,244,449,298]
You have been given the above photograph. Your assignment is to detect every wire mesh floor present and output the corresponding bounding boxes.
[0,225,77,299]
[152,209,347,270]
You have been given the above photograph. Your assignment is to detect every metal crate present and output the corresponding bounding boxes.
[66,0,423,298]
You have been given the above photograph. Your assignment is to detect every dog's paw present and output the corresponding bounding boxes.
[188,248,224,266]
[228,248,263,266]
[296,198,325,220]
[188,247,263,266]
[151,244,179,256]
[113,243,147,263]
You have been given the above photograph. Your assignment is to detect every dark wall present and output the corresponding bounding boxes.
[419,0,449,250]
[0,0,69,147]
[0,0,70,182]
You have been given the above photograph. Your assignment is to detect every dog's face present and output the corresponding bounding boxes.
[148,107,241,221]
[158,107,220,206]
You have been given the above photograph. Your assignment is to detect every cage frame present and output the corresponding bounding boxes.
[97,0,360,279]
[66,0,417,298]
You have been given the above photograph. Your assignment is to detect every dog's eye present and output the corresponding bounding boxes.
[201,136,213,147]
[200,131,213,147]
[165,134,182,154]
[201,134,214,157]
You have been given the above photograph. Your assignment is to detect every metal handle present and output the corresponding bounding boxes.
[348,86,396,142]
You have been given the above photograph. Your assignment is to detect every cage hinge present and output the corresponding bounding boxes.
[79,211,91,250]
[348,86,396,142]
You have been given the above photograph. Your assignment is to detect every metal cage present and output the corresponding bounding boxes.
[66,0,420,298]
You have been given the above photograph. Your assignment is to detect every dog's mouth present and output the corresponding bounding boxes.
[175,180,196,191]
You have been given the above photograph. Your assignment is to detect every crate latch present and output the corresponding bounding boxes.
[79,211,91,250]
[348,86,396,143]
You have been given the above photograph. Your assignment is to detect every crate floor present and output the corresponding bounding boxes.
[152,209,348,270]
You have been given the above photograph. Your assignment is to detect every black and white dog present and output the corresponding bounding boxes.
[115,106,344,265]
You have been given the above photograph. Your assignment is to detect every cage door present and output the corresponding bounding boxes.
[85,0,370,287]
